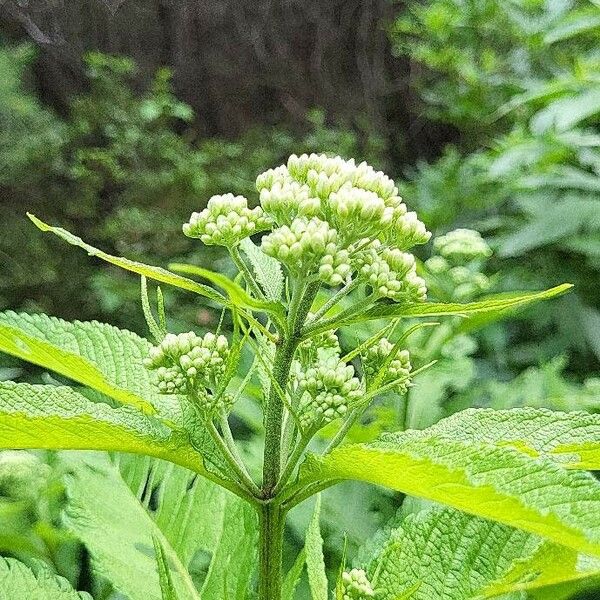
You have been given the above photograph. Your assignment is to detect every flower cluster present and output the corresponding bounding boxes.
[358,244,426,302]
[363,338,412,392]
[296,353,363,431]
[183,193,271,247]
[425,228,492,301]
[433,228,492,264]
[339,569,375,599]
[256,154,430,295]
[144,332,231,415]
[261,217,351,286]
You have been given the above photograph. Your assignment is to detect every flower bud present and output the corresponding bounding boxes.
[296,355,363,430]
[433,228,492,264]
[145,332,232,416]
[183,194,271,247]
[340,569,375,599]
[363,339,412,391]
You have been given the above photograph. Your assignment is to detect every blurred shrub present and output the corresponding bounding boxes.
[393,0,600,374]
[0,47,386,334]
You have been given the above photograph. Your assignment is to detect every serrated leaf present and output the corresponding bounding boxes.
[393,407,600,469]
[27,214,227,306]
[63,454,200,600]
[0,311,176,416]
[311,285,572,334]
[299,431,600,557]
[0,557,91,599]
[0,381,216,478]
[282,549,306,600]
[119,455,258,600]
[305,494,329,600]
[240,237,284,301]
[365,505,600,600]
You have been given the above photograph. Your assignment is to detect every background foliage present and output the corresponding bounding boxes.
[0,0,599,598]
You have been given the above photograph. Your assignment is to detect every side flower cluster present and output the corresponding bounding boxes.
[296,353,363,431]
[144,332,232,416]
[339,569,376,599]
[363,338,412,392]
[183,193,271,247]
[425,228,492,301]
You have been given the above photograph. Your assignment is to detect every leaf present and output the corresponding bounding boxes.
[311,285,572,334]
[63,454,200,600]
[531,87,600,134]
[282,549,306,600]
[153,535,180,600]
[27,214,227,306]
[119,456,258,600]
[544,9,600,44]
[364,505,600,600]
[394,407,600,469]
[305,494,329,600]
[240,237,284,301]
[199,490,258,600]
[169,261,284,318]
[0,557,91,599]
[299,432,600,557]
[0,381,215,478]
[0,312,158,415]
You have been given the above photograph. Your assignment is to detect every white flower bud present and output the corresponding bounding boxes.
[183,194,272,247]
[434,228,492,264]
[340,569,375,599]
[145,332,232,416]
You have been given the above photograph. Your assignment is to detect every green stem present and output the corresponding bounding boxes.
[258,502,286,600]
[206,420,261,497]
[272,433,312,495]
[262,280,320,494]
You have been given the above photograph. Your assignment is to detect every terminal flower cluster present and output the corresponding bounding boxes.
[258,154,431,292]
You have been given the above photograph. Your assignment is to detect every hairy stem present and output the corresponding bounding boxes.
[206,420,261,497]
[262,279,320,494]
[257,502,286,600]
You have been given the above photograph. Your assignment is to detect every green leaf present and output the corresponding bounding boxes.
[199,489,258,600]
[305,494,329,600]
[168,261,285,318]
[364,505,600,600]
[0,311,158,415]
[27,214,227,306]
[63,454,200,600]
[0,381,214,478]
[311,285,572,334]
[153,535,180,600]
[119,456,258,600]
[544,9,600,43]
[282,549,306,600]
[397,407,600,469]
[240,237,284,301]
[299,431,600,557]
[0,557,91,599]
